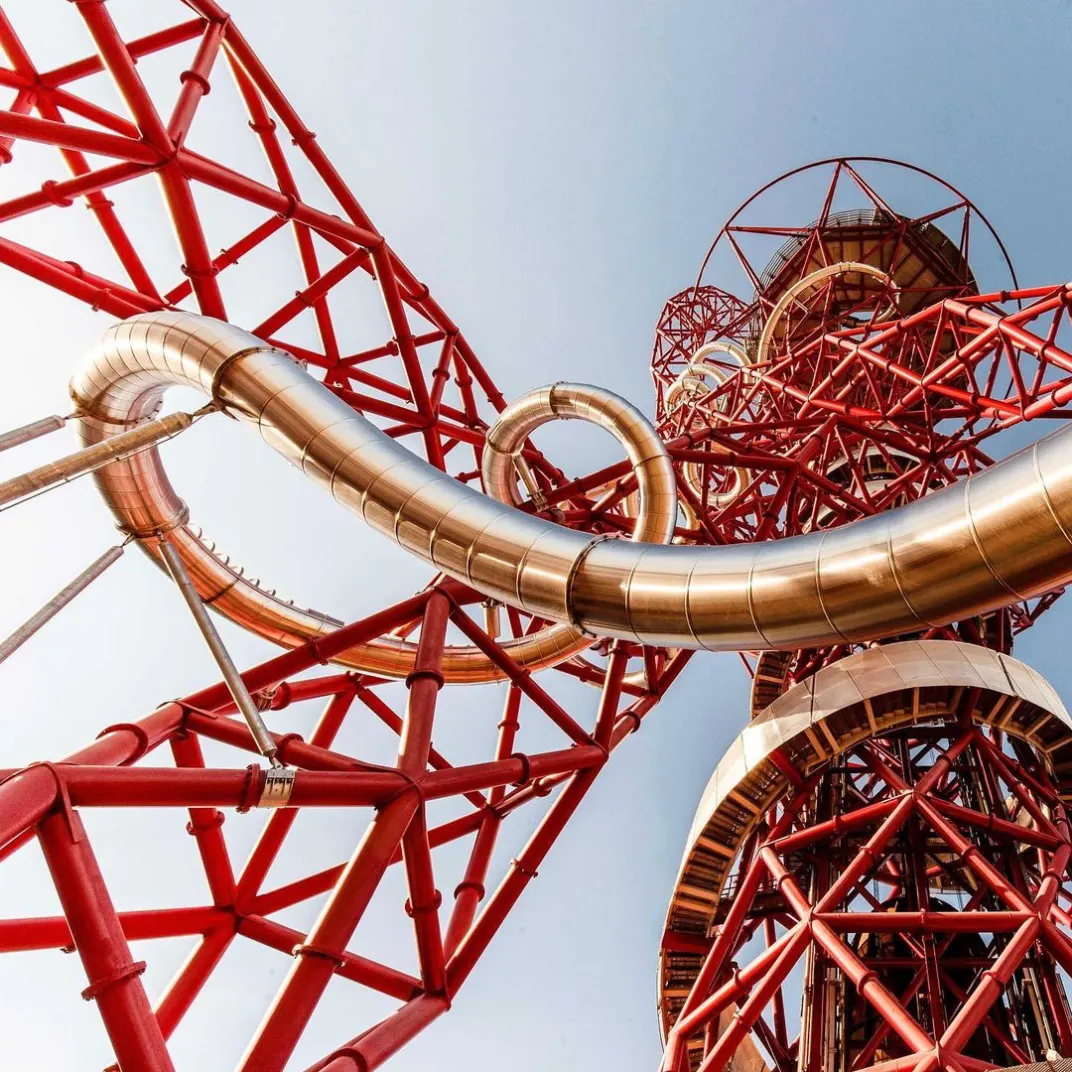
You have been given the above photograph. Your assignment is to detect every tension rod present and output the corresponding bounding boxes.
[0,413,69,453]
[0,405,216,512]
[157,538,284,770]
[0,541,128,667]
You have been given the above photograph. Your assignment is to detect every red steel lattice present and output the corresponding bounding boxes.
[3,6,1072,1072]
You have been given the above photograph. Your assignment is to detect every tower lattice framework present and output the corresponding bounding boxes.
[2,8,1072,1072]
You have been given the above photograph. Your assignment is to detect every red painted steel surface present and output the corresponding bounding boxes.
[2,5,1072,1072]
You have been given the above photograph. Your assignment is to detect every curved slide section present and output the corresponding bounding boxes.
[72,312,1072,667]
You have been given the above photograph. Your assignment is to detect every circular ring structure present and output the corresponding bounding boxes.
[665,343,751,517]
[481,382,678,542]
[694,157,1019,294]
[74,317,676,683]
[479,381,678,660]
[755,261,898,367]
[657,638,1072,1039]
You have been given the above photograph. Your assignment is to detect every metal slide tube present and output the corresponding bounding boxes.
[71,312,1072,663]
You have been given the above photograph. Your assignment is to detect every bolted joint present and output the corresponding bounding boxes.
[509,752,532,787]
[186,812,225,836]
[510,857,538,880]
[179,69,211,95]
[291,943,344,969]
[180,262,218,280]
[405,667,445,690]
[95,722,150,765]
[258,766,296,808]
[453,880,485,901]
[80,960,147,1002]
[40,180,73,208]
[405,890,443,917]
[276,192,299,221]
[320,1047,370,1072]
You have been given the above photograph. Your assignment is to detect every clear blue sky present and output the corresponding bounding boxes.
[2,2,1072,1069]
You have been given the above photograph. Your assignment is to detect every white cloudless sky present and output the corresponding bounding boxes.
[1,2,1072,1069]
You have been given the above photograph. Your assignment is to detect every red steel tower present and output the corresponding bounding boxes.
[653,161,1072,1072]
[2,8,1072,1072]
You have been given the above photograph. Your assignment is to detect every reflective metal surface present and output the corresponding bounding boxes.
[73,312,1072,673]
[755,261,896,366]
[72,314,676,681]
[481,381,677,668]
[658,639,1072,1037]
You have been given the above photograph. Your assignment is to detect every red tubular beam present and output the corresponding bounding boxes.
[235,686,357,912]
[181,710,387,773]
[443,811,500,959]
[398,593,449,991]
[355,683,486,809]
[311,993,451,1072]
[0,905,226,953]
[916,800,1034,915]
[938,917,1040,1053]
[181,593,428,714]
[489,686,523,808]
[930,796,1060,850]
[663,780,820,1068]
[771,795,899,854]
[816,911,1031,934]
[179,149,381,251]
[811,916,935,1054]
[42,17,207,85]
[165,215,286,304]
[166,18,224,144]
[253,249,369,339]
[35,765,405,808]
[0,235,148,319]
[815,794,915,912]
[400,808,444,991]
[0,108,160,162]
[0,705,184,851]
[154,925,234,1039]
[237,915,420,1003]
[420,745,605,799]
[38,810,175,1072]
[672,924,806,1042]
[171,733,236,906]
[250,811,487,918]
[237,793,420,1070]
[697,923,812,1072]
[0,159,149,224]
[446,768,599,992]
[448,607,594,745]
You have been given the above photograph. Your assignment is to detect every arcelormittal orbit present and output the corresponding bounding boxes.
[2,7,1072,1072]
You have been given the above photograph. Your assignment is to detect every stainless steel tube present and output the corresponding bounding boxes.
[71,312,1072,664]
[0,414,67,453]
[480,381,678,669]
[158,538,279,764]
[0,543,125,666]
[0,408,206,510]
